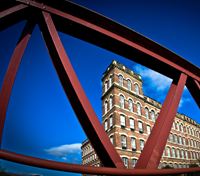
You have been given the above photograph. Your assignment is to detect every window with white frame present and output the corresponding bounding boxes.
[151,110,155,121]
[172,148,176,158]
[122,157,128,168]
[176,149,180,158]
[109,96,113,109]
[104,101,108,114]
[135,84,139,95]
[137,103,141,115]
[179,136,182,145]
[147,125,151,135]
[120,115,126,127]
[104,81,108,92]
[145,107,149,119]
[132,159,137,167]
[121,135,127,149]
[128,99,133,112]
[109,115,113,128]
[169,133,173,142]
[138,121,143,133]
[120,95,125,109]
[131,137,136,150]
[181,150,184,159]
[109,75,112,88]
[127,79,132,91]
[110,135,114,144]
[174,135,178,143]
[166,147,171,157]
[104,120,108,131]
[140,139,145,151]
[119,75,123,86]
[129,118,134,130]
[183,138,186,145]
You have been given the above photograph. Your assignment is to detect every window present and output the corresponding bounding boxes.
[147,125,151,135]
[185,151,188,159]
[104,101,108,114]
[166,147,171,157]
[110,136,114,144]
[104,81,108,92]
[135,84,139,95]
[128,99,133,112]
[127,79,132,91]
[109,116,113,128]
[181,150,184,159]
[109,96,113,109]
[174,135,178,143]
[109,75,112,87]
[180,124,183,132]
[132,159,137,167]
[169,133,173,142]
[138,121,143,133]
[120,115,126,127]
[104,120,108,131]
[172,148,176,158]
[137,103,141,115]
[151,110,155,122]
[119,75,123,86]
[131,137,136,150]
[120,95,125,109]
[122,157,128,168]
[140,139,145,151]
[145,107,149,119]
[129,118,135,130]
[121,135,127,149]
[183,138,186,145]
[179,136,182,145]
[176,149,180,158]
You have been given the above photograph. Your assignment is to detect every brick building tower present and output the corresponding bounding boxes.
[81,60,200,169]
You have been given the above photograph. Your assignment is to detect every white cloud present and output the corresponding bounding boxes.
[45,143,82,158]
[133,64,172,91]
[179,97,191,108]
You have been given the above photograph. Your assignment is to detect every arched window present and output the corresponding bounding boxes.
[122,157,128,168]
[104,81,108,92]
[176,149,180,158]
[174,134,178,143]
[144,107,149,119]
[185,151,188,159]
[120,115,126,127]
[127,79,132,91]
[120,95,125,109]
[140,139,145,151]
[129,118,134,130]
[109,75,112,87]
[109,115,113,128]
[109,96,113,109]
[172,148,176,158]
[166,147,171,157]
[132,159,137,168]
[169,133,173,142]
[135,84,139,95]
[181,150,184,159]
[151,110,155,121]
[137,103,141,115]
[104,120,108,131]
[121,135,127,149]
[131,137,136,150]
[118,75,123,86]
[128,99,133,112]
[147,125,151,135]
[104,101,108,114]
[138,121,143,133]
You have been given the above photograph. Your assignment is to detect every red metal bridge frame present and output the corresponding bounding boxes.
[0,0,199,175]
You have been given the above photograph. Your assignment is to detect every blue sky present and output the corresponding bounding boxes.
[0,0,199,175]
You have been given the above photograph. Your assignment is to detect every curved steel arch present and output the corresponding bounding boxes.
[0,0,199,175]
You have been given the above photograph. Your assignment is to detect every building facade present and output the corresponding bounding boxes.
[81,60,200,169]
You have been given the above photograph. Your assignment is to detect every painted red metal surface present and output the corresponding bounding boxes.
[0,0,199,175]
[39,11,124,168]
[135,73,187,168]
[0,21,35,146]
[1,150,200,175]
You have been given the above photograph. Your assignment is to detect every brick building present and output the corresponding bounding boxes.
[81,60,200,169]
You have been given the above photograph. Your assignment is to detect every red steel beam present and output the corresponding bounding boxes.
[0,3,28,31]
[135,73,187,168]
[15,0,200,83]
[1,150,200,175]
[38,11,124,168]
[0,20,35,146]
